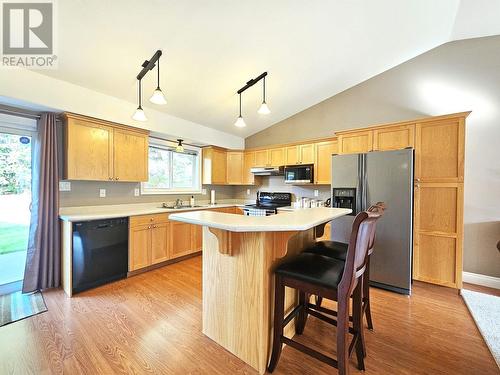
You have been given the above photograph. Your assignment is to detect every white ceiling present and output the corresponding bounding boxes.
[38,0,500,138]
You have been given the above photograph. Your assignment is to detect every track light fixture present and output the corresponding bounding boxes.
[234,93,246,128]
[150,54,167,105]
[175,139,184,153]
[258,76,270,115]
[132,49,166,121]
[132,79,147,121]
[234,72,269,127]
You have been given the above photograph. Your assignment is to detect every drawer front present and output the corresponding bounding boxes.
[130,213,169,227]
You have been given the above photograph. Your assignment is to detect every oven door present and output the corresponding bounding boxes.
[284,164,314,184]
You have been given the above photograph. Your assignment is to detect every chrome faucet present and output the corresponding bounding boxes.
[175,198,183,208]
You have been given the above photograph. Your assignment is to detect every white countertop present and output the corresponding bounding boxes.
[59,200,252,222]
[168,207,352,232]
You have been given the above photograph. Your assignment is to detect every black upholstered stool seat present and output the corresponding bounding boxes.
[304,240,348,261]
[275,252,345,289]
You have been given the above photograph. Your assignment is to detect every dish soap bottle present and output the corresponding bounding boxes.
[190,195,195,207]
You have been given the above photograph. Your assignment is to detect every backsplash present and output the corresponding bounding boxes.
[59,181,236,207]
[233,176,330,202]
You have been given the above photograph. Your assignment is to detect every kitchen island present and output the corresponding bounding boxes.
[169,207,351,374]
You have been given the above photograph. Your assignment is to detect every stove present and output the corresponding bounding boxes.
[242,192,292,216]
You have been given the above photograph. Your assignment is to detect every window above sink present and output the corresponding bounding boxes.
[141,138,202,195]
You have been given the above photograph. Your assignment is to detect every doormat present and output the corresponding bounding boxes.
[461,289,500,368]
[0,290,47,327]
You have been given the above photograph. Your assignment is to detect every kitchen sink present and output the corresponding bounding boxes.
[158,204,208,209]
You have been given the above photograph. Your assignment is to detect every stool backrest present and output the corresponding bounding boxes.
[338,207,383,296]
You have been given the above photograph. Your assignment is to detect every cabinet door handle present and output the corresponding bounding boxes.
[148,225,151,229]
[115,177,119,180]
[150,218,154,221]
[416,178,420,182]
[415,184,420,188]
[108,177,112,180]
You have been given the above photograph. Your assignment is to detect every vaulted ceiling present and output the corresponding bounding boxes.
[38,0,500,137]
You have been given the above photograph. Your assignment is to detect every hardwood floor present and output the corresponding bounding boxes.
[0,256,497,375]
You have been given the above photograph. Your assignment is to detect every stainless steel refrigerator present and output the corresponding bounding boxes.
[330,149,414,295]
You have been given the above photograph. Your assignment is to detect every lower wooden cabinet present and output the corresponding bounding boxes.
[129,224,152,271]
[413,182,464,288]
[129,214,204,272]
[151,222,169,264]
[169,221,195,259]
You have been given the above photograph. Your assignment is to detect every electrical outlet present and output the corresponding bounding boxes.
[314,189,319,197]
[201,188,207,195]
[134,188,140,197]
[59,181,71,191]
[99,189,106,198]
[246,189,251,195]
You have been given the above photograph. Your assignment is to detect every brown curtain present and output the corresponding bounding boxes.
[23,113,60,293]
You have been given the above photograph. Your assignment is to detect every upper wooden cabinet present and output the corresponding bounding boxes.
[202,147,227,185]
[373,124,415,151]
[415,118,465,182]
[64,113,149,182]
[242,152,255,185]
[253,147,284,167]
[285,144,315,165]
[315,140,338,184]
[113,128,149,182]
[254,149,269,167]
[226,151,244,185]
[269,147,285,167]
[284,146,299,165]
[337,130,373,154]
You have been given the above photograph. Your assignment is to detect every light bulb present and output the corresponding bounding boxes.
[176,145,184,152]
[234,116,246,128]
[258,101,270,115]
[150,87,167,105]
[132,107,147,121]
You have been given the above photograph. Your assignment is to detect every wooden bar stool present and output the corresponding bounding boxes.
[308,202,386,330]
[268,209,382,375]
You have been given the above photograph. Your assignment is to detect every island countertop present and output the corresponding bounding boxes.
[168,207,352,232]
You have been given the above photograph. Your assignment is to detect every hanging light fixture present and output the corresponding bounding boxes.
[132,50,166,121]
[234,72,269,127]
[132,79,147,121]
[234,93,246,127]
[175,139,184,152]
[257,76,270,115]
[149,54,167,105]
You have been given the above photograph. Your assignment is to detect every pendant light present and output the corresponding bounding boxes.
[132,79,147,121]
[175,139,184,152]
[149,55,167,105]
[234,93,246,127]
[257,76,270,115]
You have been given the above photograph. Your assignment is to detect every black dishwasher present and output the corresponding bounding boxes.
[72,218,128,294]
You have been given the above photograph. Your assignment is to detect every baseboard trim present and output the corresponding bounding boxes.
[463,272,500,290]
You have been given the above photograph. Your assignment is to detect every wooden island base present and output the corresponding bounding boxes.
[202,226,316,374]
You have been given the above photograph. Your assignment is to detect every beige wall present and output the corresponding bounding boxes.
[246,36,500,278]
[59,181,235,207]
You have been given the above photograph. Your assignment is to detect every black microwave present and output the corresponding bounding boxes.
[284,164,314,184]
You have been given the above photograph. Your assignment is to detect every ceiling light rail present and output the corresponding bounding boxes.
[132,49,167,122]
[234,71,270,128]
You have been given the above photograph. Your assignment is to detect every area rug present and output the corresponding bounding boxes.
[0,291,47,327]
[461,289,500,368]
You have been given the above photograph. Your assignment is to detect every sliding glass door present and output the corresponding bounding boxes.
[0,129,32,288]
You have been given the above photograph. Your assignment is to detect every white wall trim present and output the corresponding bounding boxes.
[463,272,500,290]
